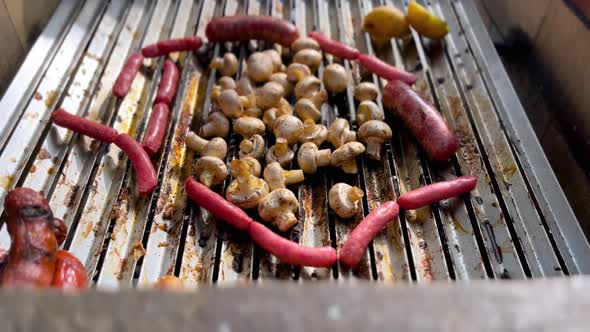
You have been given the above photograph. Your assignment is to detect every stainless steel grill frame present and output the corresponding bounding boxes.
[0,0,588,288]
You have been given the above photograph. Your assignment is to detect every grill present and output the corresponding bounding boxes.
[0,0,589,289]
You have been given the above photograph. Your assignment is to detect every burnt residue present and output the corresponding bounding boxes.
[21,206,52,219]
[232,253,243,273]
[482,221,503,264]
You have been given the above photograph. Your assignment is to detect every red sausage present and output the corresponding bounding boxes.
[51,250,88,290]
[382,80,459,161]
[398,176,478,210]
[308,32,360,60]
[51,108,119,143]
[206,15,299,46]
[1,188,58,288]
[358,54,417,85]
[249,221,337,267]
[154,60,180,105]
[114,134,157,195]
[142,103,170,157]
[340,201,399,268]
[113,52,144,98]
[185,177,252,231]
[141,36,202,58]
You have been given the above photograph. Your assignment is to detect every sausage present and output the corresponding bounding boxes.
[249,221,337,267]
[142,103,170,156]
[154,60,180,105]
[51,108,119,143]
[1,188,58,288]
[53,218,67,246]
[113,52,144,98]
[51,250,88,290]
[382,80,459,161]
[308,31,360,60]
[398,176,477,210]
[339,201,399,268]
[206,15,299,46]
[114,134,158,195]
[185,177,252,231]
[357,54,417,85]
[141,36,203,58]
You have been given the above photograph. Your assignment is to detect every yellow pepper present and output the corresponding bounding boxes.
[406,0,450,40]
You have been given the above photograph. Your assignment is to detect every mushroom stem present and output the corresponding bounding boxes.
[276,212,298,232]
[348,186,365,202]
[275,138,289,155]
[316,149,331,167]
[302,119,315,134]
[365,138,382,160]
[284,170,305,185]
[200,171,215,188]
[341,159,358,174]
[239,139,253,153]
[186,132,208,152]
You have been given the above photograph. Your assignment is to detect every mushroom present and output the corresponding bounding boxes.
[263,106,292,131]
[255,81,285,110]
[211,85,222,105]
[330,142,365,174]
[211,52,239,77]
[263,162,305,191]
[217,76,236,90]
[357,100,384,125]
[277,97,293,115]
[266,137,296,167]
[243,106,262,118]
[195,156,228,187]
[354,82,379,102]
[263,49,283,73]
[240,156,262,177]
[299,119,328,146]
[185,132,228,159]
[309,88,328,109]
[328,118,357,148]
[258,188,299,231]
[236,77,255,96]
[273,114,304,145]
[226,159,269,209]
[218,89,244,119]
[293,49,322,71]
[297,142,331,174]
[322,63,348,94]
[286,63,312,83]
[199,112,230,138]
[294,76,322,100]
[233,116,265,138]
[295,98,321,122]
[291,37,321,53]
[269,72,292,97]
[247,52,274,83]
[358,120,392,160]
[239,134,265,160]
[328,183,364,218]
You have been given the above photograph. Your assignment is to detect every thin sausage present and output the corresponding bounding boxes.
[382,80,459,161]
[398,176,477,210]
[141,36,202,58]
[249,221,337,267]
[51,250,88,290]
[358,54,417,85]
[142,103,170,156]
[154,60,180,105]
[114,134,158,195]
[113,52,144,98]
[206,15,299,46]
[1,188,58,288]
[339,201,399,268]
[308,31,360,60]
[185,177,252,231]
[51,108,119,143]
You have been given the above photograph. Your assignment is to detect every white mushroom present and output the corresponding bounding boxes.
[328,183,364,218]
[293,49,322,71]
[354,82,379,102]
[233,116,265,138]
[211,52,239,77]
[247,52,274,83]
[297,142,331,174]
[218,89,244,119]
[263,49,283,73]
[358,120,392,160]
[199,112,230,138]
[239,134,265,160]
[226,159,269,209]
[210,85,222,105]
[269,72,292,97]
[295,98,321,122]
[273,114,303,145]
[309,88,328,109]
[295,76,322,100]
[291,37,321,53]
[255,81,285,110]
[243,106,262,118]
[263,106,293,131]
[299,119,328,146]
[236,77,255,96]
[266,137,296,167]
[217,76,236,90]
[330,142,366,174]
[195,156,228,187]
[286,63,312,83]
[258,188,299,231]
[185,132,227,159]
[263,162,305,191]
[328,118,357,148]
[357,100,384,125]
[240,156,262,177]
[322,63,348,94]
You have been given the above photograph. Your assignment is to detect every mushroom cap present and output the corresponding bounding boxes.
[203,137,228,159]
[329,183,363,219]
[357,100,384,125]
[354,82,379,102]
[263,162,285,191]
[199,112,230,138]
[295,76,322,100]
[291,37,321,53]
[322,63,348,94]
[297,142,319,174]
[287,63,312,83]
[255,81,285,110]
[269,72,292,97]
[239,134,265,160]
[330,142,366,166]
[239,156,262,177]
[234,116,265,138]
[300,120,328,146]
[295,98,321,122]
[293,49,322,71]
[217,76,236,90]
[263,49,283,73]
[195,156,228,187]
[218,52,239,77]
[358,120,393,144]
[266,138,295,167]
[273,114,304,145]
[258,188,299,231]
[218,89,243,119]
[328,118,356,148]
[247,52,274,83]
[226,176,269,209]
[236,77,255,96]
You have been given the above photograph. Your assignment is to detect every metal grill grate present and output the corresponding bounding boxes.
[0,0,589,288]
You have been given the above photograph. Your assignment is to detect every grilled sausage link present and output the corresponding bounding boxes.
[206,15,299,46]
[51,250,88,290]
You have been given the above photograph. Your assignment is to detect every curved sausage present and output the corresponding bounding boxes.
[1,188,58,288]
[249,221,337,267]
[113,52,144,98]
[142,103,170,157]
[206,15,299,46]
[340,201,399,268]
[114,134,158,195]
[398,176,478,210]
[51,108,119,143]
[382,80,459,161]
[51,250,88,290]
[141,36,202,58]
[358,54,417,85]
[154,60,180,105]
[308,31,360,60]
